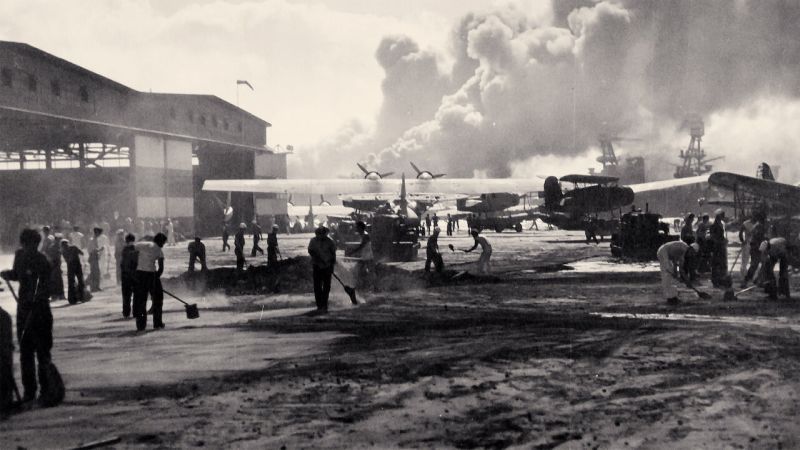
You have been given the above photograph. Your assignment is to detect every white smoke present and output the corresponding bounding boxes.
[298,0,800,180]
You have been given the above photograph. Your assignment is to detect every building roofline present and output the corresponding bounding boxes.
[0,104,274,154]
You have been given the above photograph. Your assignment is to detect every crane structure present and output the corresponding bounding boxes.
[674,117,722,178]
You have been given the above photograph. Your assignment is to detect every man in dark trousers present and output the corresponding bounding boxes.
[307,226,336,315]
[120,234,138,318]
[132,233,167,331]
[187,237,208,272]
[425,227,444,273]
[267,224,280,267]
[446,214,453,237]
[250,220,264,257]
[221,223,230,252]
[1,229,53,403]
[61,240,86,305]
[235,223,246,272]
[709,209,728,288]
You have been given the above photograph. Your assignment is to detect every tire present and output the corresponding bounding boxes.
[515,223,523,233]
[495,225,504,233]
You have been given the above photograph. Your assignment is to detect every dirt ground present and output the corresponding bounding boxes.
[2,229,800,449]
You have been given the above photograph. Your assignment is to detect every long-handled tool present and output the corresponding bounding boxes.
[687,283,712,300]
[161,288,199,319]
[734,285,759,298]
[331,272,358,305]
[729,247,743,273]
[4,279,28,406]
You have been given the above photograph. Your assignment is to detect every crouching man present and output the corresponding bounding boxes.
[656,240,700,305]
[760,237,791,300]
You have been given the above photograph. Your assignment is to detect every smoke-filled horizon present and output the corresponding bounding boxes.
[290,0,800,182]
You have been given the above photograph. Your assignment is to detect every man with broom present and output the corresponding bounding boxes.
[1,229,55,404]
[133,233,167,331]
[308,226,337,315]
[656,240,701,305]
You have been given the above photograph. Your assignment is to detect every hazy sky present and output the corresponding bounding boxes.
[0,0,489,147]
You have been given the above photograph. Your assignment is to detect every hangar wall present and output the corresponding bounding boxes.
[133,135,194,231]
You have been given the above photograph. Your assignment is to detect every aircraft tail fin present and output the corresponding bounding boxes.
[758,162,775,181]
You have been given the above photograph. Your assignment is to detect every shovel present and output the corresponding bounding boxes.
[734,285,759,298]
[161,288,200,319]
[687,283,712,300]
[332,272,358,305]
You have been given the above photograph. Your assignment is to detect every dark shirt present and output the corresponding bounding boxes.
[6,249,51,305]
[234,230,246,251]
[751,222,766,251]
[710,221,725,245]
[120,244,138,276]
[252,225,262,243]
[308,236,337,269]
[188,241,206,259]
[267,232,278,249]
[426,233,439,253]
[680,224,695,245]
[62,245,84,269]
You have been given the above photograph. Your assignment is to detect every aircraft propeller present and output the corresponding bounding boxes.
[357,162,394,179]
[410,161,445,179]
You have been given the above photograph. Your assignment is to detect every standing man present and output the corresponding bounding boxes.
[267,224,280,267]
[695,214,711,273]
[742,213,766,288]
[738,216,755,280]
[424,227,443,273]
[680,213,696,245]
[1,229,53,403]
[656,240,700,305]
[86,227,105,292]
[250,220,264,257]
[585,218,599,244]
[234,223,247,272]
[446,214,453,237]
[133,233,167,331]
[166,218,176,246]
[432,213,439,231]
[760,237,791,300]
[464,229,492,274]
[710,209,729,288]
[187,237,208,272]
[307,226,337,315]
[69,225,85,250]
[61,240,86,305]
[424,214,431,236]
[120,234,137,318]
[221,223,230,252]
[43,229,65,301]
[352,221,375,288]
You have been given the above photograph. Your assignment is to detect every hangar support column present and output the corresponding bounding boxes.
[132,134,194,234]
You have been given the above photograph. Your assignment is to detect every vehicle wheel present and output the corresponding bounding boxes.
[515,223,523,233]
[495,225,504,233]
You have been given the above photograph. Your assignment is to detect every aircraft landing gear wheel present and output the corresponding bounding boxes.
[515,223,523,233]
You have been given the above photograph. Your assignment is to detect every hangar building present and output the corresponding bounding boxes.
[0,41,285,244]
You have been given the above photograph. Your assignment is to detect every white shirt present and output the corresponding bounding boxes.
[134,241,164,272]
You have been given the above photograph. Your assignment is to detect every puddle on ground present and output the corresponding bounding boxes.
[594,312,800,331]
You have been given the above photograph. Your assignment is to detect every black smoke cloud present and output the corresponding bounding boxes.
[299,0,800,180]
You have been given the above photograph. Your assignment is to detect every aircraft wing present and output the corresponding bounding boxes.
[628,175,709,194]
[287,204,354,217]
[708,172,800,210]
[203,178,544,196]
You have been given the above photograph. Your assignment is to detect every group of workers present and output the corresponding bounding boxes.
[222,221,281,272]
[659,208,792,303]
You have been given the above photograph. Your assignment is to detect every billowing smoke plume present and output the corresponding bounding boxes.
[296,0,800,180]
